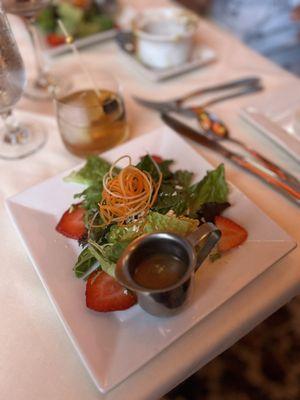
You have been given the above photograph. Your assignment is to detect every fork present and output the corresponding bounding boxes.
[134,82,264,136]
[133,76,262,113]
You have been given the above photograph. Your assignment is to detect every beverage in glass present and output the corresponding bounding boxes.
[54,69,128,157]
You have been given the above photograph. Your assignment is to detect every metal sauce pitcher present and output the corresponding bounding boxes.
[115,222,221,317]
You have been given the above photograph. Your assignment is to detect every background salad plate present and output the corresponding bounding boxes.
[43,28,116,57]
[5,127,296,393]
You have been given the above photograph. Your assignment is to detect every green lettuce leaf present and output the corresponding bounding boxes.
[152,170,193,216]
[85,240,131,278]
[143,211,198,235]
[65,156,112,225]
[173,170,193,189]
[57,2,84,36]
[64,156,111,186]
[152,182,188,215]
[188,164,229,215]
[108,211,198,243]
[88,241,116,278]
[36,6,56,33]
[73,247,97,278]
[136,155,173,181]
[77,15,113,37]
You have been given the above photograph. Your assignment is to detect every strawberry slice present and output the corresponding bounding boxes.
[151,155,163,164]
[86,271,137,312]
[46,33,65,47]
[215,215,248,252]
[56,204,87,240]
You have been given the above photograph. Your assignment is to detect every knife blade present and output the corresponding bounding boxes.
[161,113,300,205]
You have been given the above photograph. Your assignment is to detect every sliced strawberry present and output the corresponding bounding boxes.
[86,271,137,312]
[151,155,163,164]
[46,33,65,47]
[56,204,87,240]
[215,215,248,252]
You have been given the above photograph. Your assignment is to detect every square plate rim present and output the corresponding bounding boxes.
[5,126,297,393]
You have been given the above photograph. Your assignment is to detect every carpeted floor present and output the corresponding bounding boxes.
[163,296,300,400]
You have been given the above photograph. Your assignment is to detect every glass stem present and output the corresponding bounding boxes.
[1,109,28,145]
[25,17,48,89]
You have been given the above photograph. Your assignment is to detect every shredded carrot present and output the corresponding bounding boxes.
[99,155,162,225]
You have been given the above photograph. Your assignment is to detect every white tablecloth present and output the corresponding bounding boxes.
[1,2,300,399]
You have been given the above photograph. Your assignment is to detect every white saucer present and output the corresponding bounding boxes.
[119,44,217,82]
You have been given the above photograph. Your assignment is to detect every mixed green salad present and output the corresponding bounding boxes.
[64,155,229,276]
[56,154,247,312]
[37,0,115,47]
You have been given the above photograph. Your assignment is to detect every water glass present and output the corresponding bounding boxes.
[0,7,46,159]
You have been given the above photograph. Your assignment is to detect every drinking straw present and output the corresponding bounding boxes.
[57,19,100,99]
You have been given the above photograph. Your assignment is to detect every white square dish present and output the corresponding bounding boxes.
[6,126,296,393]
[118,44,216,82]
[240,84,300,162]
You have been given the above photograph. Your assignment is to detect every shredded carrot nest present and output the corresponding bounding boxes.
[99,155,162,225]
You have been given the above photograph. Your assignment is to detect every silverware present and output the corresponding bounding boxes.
[161,113,300,205]
[133,76,262,111]
[136,81,299,190]
[177,83,264,118]
[192,113,300,191]
[134,79,263,142]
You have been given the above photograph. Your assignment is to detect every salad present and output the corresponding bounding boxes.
[56,154,248,312]
[37,0,116,47]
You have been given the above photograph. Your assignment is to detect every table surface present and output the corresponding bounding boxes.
[2,1,300,399]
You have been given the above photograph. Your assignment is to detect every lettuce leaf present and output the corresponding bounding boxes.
[88,241,116,278]
[65,156,112,223]
[56,2,84,36]
[64,156,111,186]
[152,170,193,216]
[136,155,173,181]
[144,211,198,235]
[188,164,229,215]
[73,247,97,278]
[108,211,198,243]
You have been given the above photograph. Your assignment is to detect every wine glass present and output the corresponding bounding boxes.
[2,0,57,100]
[0,8,46,159]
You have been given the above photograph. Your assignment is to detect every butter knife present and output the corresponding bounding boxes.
[161,113,300,205]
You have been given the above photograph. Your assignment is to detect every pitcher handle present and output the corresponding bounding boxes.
[187,222,221,271]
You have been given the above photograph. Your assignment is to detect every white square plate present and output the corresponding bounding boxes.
[240,83,300,162]
[119,44,216,82]
[6,127,296,393]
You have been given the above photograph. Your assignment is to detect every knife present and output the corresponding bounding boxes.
[161,113,300,205]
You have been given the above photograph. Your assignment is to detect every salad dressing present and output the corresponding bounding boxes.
[133,254,186,290]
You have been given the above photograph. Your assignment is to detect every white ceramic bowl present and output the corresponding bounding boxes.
[132,8,198,70]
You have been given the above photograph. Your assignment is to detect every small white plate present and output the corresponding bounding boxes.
[119,43,216,82]
[240,84,300,162]
[5,127,296,393]
[43,29,117,57]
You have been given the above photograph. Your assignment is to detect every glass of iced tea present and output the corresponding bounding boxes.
[54,69,129,157]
